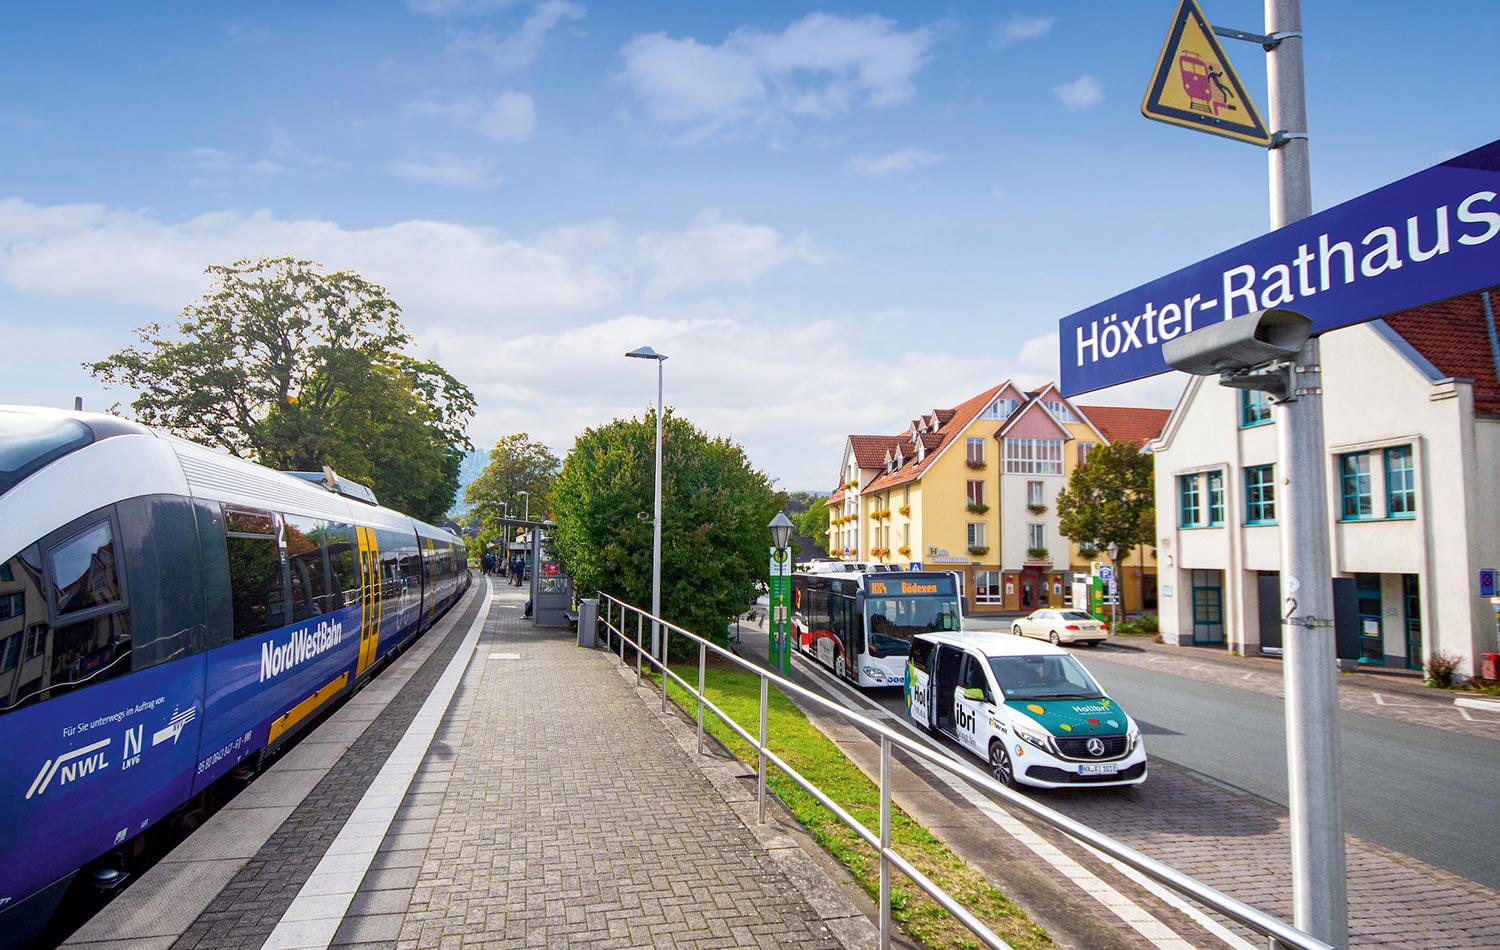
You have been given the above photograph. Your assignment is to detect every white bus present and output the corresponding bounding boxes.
[791,570,962,687]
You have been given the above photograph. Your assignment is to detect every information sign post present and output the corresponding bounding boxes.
[768,548,792,676]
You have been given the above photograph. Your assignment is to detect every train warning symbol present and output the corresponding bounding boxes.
[1141,0,1271,147]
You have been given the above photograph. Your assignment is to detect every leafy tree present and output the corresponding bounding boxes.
[793,498,830,547]
[464,433,560,540]
[1055,441,1155,575]
[88,256,474,521]
[549,410,781,654]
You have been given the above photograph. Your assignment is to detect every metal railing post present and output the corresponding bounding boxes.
[697,642,706,755]
[662,624,669,712]
[880,736,892,950]
[635,611,643,687]
[757,674,768,824]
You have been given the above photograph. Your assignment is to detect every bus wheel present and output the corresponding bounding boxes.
[988,740,1016,788]
[835,655,847,680]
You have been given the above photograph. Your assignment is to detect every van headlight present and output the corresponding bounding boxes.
[1012,717,1054,754]
[1127,722,1142,752]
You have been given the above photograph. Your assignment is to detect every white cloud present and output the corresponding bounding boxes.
[0,198,619,319]
[635,210,823,296]
[387,155,502,188]
[846,148,944,177]
[446,0,584,73]
[410,91,536,142]
[617,13,935,140]
[994,15,1056,46]
[1053,74,1103,111]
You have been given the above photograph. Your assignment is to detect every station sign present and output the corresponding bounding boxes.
[1059,137,1500,396]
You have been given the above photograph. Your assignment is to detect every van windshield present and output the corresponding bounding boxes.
[0,412,93,497]
[988,654,1104,701]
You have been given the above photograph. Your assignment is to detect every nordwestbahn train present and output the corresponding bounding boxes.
[0,406,471,938]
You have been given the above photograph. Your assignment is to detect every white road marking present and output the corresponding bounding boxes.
[262,581,495,950]
[1241,673,1256,681]
[1371,693,1425,707]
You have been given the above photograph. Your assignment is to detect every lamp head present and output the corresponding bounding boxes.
[625,345,667,361]
[768,512,794,550]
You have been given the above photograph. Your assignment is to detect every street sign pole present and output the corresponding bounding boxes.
[1266,2,1347,947]
[769,547,792,676]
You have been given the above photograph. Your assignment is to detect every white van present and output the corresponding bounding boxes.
[904,632,1147,789]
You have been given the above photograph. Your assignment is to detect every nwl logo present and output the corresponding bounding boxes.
[26,738,111,799]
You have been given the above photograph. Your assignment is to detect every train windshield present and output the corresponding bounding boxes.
[0,412,93,497]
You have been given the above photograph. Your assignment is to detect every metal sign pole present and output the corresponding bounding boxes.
[1266,2,1347,946]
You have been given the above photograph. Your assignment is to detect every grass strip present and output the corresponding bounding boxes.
[655,662,1052,950]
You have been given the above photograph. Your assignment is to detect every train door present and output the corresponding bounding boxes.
[355,526,381,675]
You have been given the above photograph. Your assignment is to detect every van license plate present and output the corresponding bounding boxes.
[1079,764,1117,776]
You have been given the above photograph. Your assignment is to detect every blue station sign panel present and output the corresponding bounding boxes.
[1060,137,1500,396]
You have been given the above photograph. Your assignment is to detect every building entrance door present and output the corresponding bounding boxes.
[1019,571,1039,609]
[1402,574,1422,670]
[1190,569,1225,645]
[1356,573,1384,664]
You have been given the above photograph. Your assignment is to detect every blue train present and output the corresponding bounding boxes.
[0,406,471,939]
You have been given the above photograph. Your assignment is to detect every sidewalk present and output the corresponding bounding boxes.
[372,582,864,949]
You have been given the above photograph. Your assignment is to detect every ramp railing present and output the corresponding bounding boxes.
[592,592,1338,950]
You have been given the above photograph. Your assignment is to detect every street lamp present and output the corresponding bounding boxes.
[1106,541,1120,635]
[768,512,794,674]
[518,490,529,523]
[626,345,667,660]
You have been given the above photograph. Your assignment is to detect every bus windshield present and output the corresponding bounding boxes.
[864,596,961,656]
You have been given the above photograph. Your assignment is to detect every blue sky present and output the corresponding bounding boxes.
[2,1,1495,492]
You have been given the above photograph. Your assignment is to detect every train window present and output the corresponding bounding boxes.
[48,520,122,617]
[323,522,358,611]
[225,505,284,639]
[284,514,333,622]
[0,412,93,496]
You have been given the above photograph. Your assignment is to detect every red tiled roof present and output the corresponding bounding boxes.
[1076,406,1172,447]
[849,434,902,469]
[863,383,1007,492]
[1383,290,1500,415]
[934,409,956,424]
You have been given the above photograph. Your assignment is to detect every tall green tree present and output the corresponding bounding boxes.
[88,256,474,521]
[1055,440,1155,575]
[549,410,782,653]
[464,433,560,535]
[792,497,830,548]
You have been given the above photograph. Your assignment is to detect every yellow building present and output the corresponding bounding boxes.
[825,382,1168,616]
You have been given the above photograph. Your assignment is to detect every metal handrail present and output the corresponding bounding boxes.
[593,593,1336,950]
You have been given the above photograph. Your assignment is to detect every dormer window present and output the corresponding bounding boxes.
[1043,400,1077,424]
[979,398,1017,421]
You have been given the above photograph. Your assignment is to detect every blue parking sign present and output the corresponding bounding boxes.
[1481,569,1496,597]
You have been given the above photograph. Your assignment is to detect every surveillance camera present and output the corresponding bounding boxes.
[1161,308,1312,376]
[637,512,651,521]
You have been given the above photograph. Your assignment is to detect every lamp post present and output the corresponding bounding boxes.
[518,490,529,523]
[1106,541,1120,635]
[768,512,794,675]
[626,345,667,660]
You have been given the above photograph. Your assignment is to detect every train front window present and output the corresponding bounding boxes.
[0,412,93,496]
[864,596,960,656]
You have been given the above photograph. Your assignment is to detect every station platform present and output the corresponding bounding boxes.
[65,579,874,950]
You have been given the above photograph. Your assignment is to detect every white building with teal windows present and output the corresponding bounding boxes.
[1150,289,1500,677]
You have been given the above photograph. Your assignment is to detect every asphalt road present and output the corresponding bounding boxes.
[1079,653,1500,890]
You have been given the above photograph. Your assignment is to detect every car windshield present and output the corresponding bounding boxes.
[865,596,961,655]
[988,653,1104,701]
[1058,610,1097,622]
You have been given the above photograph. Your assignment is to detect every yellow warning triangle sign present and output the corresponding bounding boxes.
[1141,0,1271,146]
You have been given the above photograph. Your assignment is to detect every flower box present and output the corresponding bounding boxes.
[967,545,989,556]
[965,460,986,470]
[1027,504,1047,515]
[1026,547,1050,561]
[898,505,911,516]
[966,503,989,515]
[898,546,912,556]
